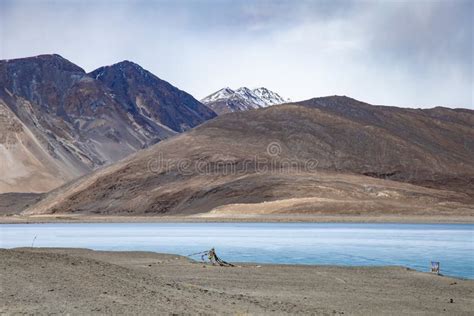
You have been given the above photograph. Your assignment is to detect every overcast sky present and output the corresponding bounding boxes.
[1,0,472,108]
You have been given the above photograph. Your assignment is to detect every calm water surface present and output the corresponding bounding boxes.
[1,223,472,279]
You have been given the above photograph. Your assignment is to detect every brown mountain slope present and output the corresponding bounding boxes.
[0,101,79,193]
[297,96,474,193]
[0,55,215,193]
[24,97,474,217]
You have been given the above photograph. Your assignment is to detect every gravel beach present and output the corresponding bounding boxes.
[1,248,473,315]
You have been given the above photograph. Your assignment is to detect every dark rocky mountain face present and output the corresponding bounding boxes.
[0,54,85,113]
[89,61,216,132]
[0,54,215,193]
[26,96,474,216]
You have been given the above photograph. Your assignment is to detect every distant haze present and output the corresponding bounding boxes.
[1,0,472,109]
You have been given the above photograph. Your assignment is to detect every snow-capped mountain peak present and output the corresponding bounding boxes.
[252,87,290,106]
[201,86,289,115]
[235,87,266,107]
[201,87,235,103]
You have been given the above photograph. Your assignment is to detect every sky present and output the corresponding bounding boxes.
[0,0,472,109]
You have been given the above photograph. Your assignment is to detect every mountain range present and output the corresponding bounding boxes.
[0,54,215,193]
[201,87,289,114]
[25,96,474,217]
[1,54,472,219]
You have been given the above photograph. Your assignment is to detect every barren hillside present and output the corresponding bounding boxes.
[24,97,474,217]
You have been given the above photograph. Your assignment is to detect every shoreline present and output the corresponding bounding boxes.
[3,246,472,281]
[2,214,474,224]
[2,247,473,315]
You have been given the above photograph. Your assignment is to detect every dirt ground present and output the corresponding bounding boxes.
[1,248,473,315]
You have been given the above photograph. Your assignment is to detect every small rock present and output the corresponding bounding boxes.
[449,298,454,303]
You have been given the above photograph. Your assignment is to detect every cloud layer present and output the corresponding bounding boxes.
[1,0,472,108]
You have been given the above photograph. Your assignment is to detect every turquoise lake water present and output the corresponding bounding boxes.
[1,223,472,279]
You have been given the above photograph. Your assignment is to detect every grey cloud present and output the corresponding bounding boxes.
[364,1,472,77]
[0,0,472,108]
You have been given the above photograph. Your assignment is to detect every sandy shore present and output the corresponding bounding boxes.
[1,248,473,315]
[1,214,474,224]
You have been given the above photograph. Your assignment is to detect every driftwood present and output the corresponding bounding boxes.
[188,248,234,267]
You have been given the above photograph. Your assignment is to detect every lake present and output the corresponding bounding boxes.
[1,223,472,279]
